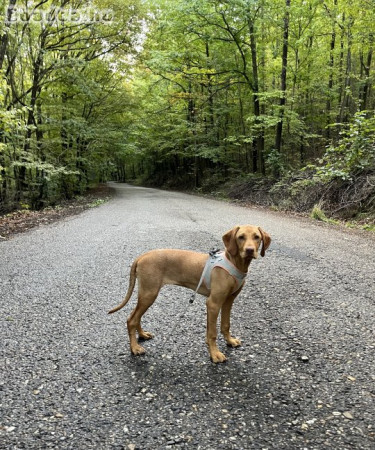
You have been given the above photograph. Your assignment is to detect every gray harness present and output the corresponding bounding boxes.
[190,250,247,303]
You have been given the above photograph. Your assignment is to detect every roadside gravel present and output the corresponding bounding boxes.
[1,183,374,449]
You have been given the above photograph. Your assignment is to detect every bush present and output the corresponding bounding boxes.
[226,112,375,223]
[311,112,375,182]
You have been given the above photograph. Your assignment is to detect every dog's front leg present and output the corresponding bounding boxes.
[221,293,241,348]
[206,295,227,363]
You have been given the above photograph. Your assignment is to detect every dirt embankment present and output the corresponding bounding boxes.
[0,184,114,240]
[225,171,375,229]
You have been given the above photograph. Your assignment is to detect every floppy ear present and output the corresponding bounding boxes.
[258,227,271,257]
[222,226,240,256]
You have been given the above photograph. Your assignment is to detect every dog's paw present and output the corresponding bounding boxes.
[131,344,146,356]
[211,351,227,364]
[226,337,241,348]
[138,331,154,341]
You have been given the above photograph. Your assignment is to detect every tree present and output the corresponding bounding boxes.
[0,0,145,210]
[1,0,374,209]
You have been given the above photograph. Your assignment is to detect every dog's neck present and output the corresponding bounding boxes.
[224,250,252,274]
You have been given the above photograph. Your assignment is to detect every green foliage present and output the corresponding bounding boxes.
[310,112,375,181]
[265,149,286,178]
[1,0,375,214]
[121,0,375,189]
[0,0,146,211]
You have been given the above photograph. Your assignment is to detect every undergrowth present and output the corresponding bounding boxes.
[226,170,375,230]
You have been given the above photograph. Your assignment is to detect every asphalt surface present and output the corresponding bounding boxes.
[1,183,375,449]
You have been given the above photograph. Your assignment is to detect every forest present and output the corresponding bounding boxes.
[0,0,374,223]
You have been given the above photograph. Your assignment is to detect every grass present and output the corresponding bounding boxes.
[310,204,339,225]
[362,224,375,231]
[310,204,375,232]
[88,198,109,208]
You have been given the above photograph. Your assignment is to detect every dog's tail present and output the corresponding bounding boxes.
[108,258,138,314]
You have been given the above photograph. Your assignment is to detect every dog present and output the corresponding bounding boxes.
[108,225,271,363]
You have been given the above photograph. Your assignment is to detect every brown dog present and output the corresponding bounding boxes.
[108,225,271,363]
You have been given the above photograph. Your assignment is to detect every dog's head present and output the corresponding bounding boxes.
[223,225,271,260]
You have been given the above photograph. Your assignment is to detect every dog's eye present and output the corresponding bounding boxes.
[254,235,261,240]
[238,235,245,240]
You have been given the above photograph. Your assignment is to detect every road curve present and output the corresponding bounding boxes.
[1,183,374,449]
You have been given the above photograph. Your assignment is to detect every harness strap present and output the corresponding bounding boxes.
[189,251,214,304]
[190,248,246,304]
[205,252,247,293]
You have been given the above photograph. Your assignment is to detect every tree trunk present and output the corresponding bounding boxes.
[205,42,215,134]
[61,91,69,155]
[238,86,250,173]
[337,13,346,118]
[359,34,373,111]
[274,0,290,164]
[25,46,44,152]
[36,92,43,155]
[0,0,17,71]
[249,19,261,173]
[325,27,336,138]
[339,29,352,123]
[260,0,266,176]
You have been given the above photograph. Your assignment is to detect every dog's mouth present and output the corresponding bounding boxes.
[241,250,258,260]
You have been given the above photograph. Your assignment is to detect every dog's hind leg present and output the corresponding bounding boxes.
[127,287,159,355]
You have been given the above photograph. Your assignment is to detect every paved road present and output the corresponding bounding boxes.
[1,183,374,449]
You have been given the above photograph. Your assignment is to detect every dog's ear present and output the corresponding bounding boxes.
[258,227,271,257]
[223,226,240,256]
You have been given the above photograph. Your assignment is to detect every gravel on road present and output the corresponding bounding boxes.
[1,183,374,449]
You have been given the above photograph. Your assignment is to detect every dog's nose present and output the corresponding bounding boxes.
[245,247,255,256]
